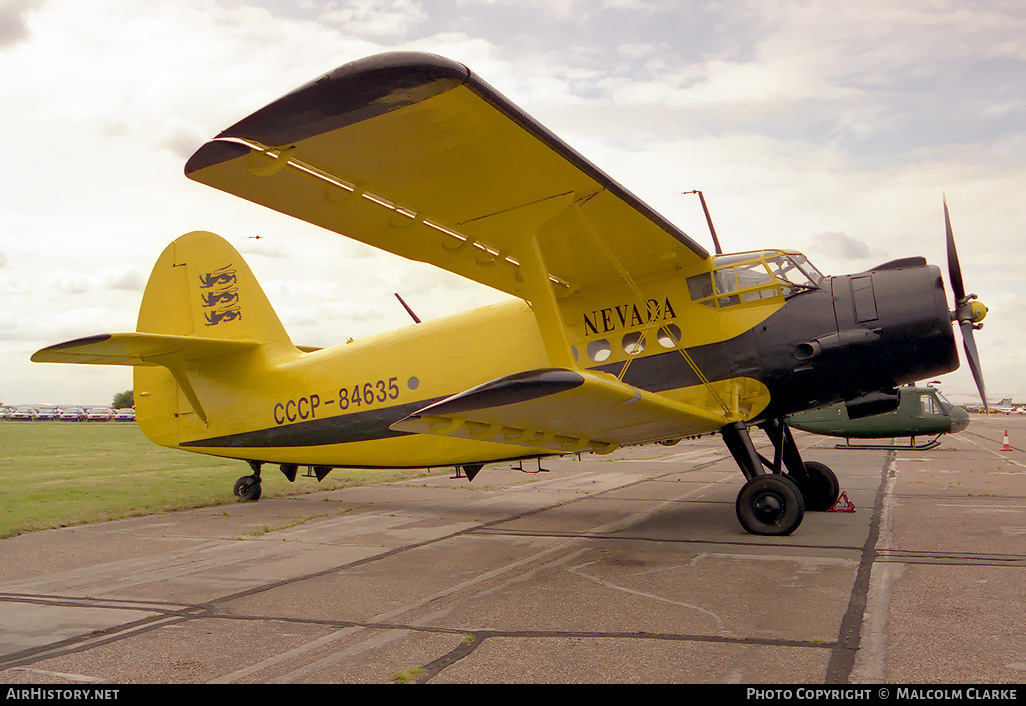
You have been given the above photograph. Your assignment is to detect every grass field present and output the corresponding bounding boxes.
[0,422,436,538]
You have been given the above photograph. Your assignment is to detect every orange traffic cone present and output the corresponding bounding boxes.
[1001,430,1012,451]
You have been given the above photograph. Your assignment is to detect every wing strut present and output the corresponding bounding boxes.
[465,193,578,369]
[571,201,733,416]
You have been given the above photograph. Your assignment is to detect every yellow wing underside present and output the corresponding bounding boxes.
[185,53,709,300]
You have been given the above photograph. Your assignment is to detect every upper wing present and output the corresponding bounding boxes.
[185,52,709,299]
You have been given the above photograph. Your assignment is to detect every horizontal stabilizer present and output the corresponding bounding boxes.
[31,332,258,367]
[390,367,728,454]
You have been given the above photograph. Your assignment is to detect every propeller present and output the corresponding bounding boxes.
[944,196,989,411]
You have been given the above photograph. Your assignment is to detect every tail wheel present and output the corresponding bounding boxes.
[233,475,262,501]
[736,475,805,536]
[796,461,840,512]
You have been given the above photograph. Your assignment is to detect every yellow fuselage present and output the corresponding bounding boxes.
[136,267,780,468]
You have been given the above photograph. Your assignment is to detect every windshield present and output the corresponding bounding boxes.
[688,251,824,308]
[932,390,955,412]
[765,253,823,295]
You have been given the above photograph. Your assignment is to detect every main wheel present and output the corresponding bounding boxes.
[736,474,805,536]
[796,461,840,512]
[233,475,262,501]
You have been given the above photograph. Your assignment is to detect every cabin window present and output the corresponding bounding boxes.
[657,324,681,348]
[736,262,778,302]
[622,332,645,355]
[920,394,945,416]
[587,339,612,362]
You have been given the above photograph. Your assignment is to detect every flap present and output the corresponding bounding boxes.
[389,367,728,455]
[185,52,710,300]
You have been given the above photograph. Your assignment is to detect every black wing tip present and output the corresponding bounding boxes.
[42,334,113,351]
[185,52,471,175]
[183,52,709,260]
[184,140,251,176]
[31,334,114,362]
[415,368,586,417]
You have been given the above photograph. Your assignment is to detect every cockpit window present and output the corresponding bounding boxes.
[767,253,823,294]
[932,390,954,413]
[687,251,824,308]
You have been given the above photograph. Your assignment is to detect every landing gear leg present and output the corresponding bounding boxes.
[762,418,839,512]
[722,422,804,536]
[233,461,263,502]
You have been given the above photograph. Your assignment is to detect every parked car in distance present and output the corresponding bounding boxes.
[86,407,114,422]
[10,407,37,421]
[35,408,60,421]
[113,408,136,422]
[0,406,13,420]
[59,407,87,422]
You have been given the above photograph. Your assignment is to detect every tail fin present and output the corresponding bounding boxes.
[33,231,296,449]
[138,230,290,345]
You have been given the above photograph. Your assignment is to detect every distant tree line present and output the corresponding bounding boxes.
[112,389,133,409]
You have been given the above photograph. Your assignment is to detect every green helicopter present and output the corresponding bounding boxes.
[787,384,970,450]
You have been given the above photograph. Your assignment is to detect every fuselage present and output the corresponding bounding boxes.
[137,248,960,469]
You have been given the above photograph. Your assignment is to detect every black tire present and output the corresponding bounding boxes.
[797,461,840,512]
[233,475,262,501]
[736,474,805,536]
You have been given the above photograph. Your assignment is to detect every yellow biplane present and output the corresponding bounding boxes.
[33,52,988,535]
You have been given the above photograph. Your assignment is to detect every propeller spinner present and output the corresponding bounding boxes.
[944,197,989,411]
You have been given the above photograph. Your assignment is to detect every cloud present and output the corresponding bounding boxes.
[103,267,145,292]
[810,231,888,263]
[0,0,42,49]
[319,0,428,38]
[50,271,90,295]
[161,125,208,162]
[45,267,146,295]
[238,238,288,259]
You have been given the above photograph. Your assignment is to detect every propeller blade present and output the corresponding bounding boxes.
[945,197,988,411]
[960,320,988,413]
[944,196,966,304]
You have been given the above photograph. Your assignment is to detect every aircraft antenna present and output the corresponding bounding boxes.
[682,190,722,255]
[394,293,422,324]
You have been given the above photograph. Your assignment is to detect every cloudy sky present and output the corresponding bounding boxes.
[2,0,1024,407]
